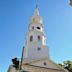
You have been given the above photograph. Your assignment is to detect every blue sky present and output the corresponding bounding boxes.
[0,0,72,72]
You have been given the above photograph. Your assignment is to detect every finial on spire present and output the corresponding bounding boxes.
[34,0,39,15]
[35,0,38,8]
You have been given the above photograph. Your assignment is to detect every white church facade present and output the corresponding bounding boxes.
[8,1,68,72]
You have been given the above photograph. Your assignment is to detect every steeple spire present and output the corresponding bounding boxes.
[34,0,39,16]
[35,0,38,8]
[30,0,43,24]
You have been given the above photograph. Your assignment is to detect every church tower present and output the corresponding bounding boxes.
[23,1,49,63]
[21,1,68,72]
[8,1,68,72]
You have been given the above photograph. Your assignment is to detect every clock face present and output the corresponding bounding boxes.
[30,23,43,31]
[37,27,40,30]
[32,26,40,30]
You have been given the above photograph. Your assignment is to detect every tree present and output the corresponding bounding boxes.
[69,0,72,6]
[58,60,72,72]
[63,61,72,72]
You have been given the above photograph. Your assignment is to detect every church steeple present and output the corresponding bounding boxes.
[23,0,49,63]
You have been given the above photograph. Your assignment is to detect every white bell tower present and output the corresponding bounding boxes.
[23,1,49,63]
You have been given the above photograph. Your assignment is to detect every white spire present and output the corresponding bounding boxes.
[34,0,39,16]
[30,0,43,24]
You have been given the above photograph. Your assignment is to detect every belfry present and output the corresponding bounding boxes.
[8,0,68,72]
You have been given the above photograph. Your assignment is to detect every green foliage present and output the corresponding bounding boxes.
[63,61,72,72]
[58,60,72,72]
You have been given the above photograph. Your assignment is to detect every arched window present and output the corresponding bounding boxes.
[43,62,47,66]
[30,35,33,42]
[32,26,34,29]
[38,35,41,41]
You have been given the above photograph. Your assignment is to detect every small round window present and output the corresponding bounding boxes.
[43,62,47,66]
[37,47,41,51]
